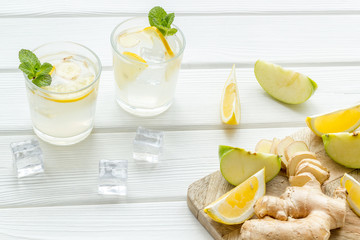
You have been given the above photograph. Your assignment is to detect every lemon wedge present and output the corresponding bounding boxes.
[204,168,265,225]
[221,64,240,125]
[306,104,360,136]
[340,173,360,216]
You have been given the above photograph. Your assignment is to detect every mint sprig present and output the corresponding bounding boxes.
[148,6,178,37]
[18,49,53,87]
[32,74,52,87]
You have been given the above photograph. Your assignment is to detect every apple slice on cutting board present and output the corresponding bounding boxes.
[219,145,281,186]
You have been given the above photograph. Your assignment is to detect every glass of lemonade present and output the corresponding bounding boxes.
[24,42,102,145]
[111,17,185,117]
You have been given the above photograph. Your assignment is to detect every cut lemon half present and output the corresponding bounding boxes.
[306,104,360,136]
[143,26,175,58]
[204,168,265,225]
[221,64,240,125]
[340,173,360,216]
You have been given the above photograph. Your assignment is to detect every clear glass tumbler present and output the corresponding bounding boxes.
[24,42,102,145]
[111,17,185,117]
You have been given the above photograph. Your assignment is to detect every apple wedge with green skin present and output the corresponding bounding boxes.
[322,132,360,168]
[254,60,317,104]
[219,145,281,186]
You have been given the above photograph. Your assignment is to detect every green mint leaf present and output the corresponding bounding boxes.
[18,49,53,87]
[167,28,178,36]
[165,13,175,28]
[32,74,52,87]
[155,24,168,36]
[19,62,36,78]
[151,18,162,28]
[148,6,177,37]
[148,6,167,27]
[19,49,41,71]
[36,62,53,77]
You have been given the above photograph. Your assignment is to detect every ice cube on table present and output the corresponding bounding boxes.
[10,139,44,178]
[98,159,128,196]
[133,126,164,164]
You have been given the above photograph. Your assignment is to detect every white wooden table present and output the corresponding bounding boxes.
[1,1,360,239]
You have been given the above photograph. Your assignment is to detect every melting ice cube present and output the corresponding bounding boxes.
[10,139,44,178]
[133,126,164,164]
[98,159,128,196]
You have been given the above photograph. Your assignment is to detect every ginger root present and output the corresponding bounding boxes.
[240,178,346,240]
[295,162,329,184]
[289,172,315,187]
[287,151,316,177]
[241,142,345,240]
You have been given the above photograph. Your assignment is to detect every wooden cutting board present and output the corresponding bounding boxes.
[187,128,360,240]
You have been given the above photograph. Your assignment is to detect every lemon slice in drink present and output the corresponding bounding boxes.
[221,64,240,125]
[114,51,148,88]
[41,74,96,103]
[117,26,175,60]
[118,32,141,48]
[123,52,147,63]
[204,168,265,225]
[143,26,175,58]
[340,173,360,216]
[306,104,360,136]
[49,66,55,75]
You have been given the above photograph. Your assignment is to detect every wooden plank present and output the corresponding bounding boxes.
[1,0,360,16]
[1,66,359,131]
[0,201,211,240]
[0,128,300,208]
[187,128,360,239]
[1,15,360,69]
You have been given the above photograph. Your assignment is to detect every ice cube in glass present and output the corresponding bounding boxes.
[10,139,44,178]
[133,126,164,163]
[139,37,166,63]
[98,159,128,196]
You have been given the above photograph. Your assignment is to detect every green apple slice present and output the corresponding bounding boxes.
[219,145,281,186]
[322,132,360,168]
[254,60,317,104]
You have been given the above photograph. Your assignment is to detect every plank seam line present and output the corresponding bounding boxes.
[0,124,305,136]
[0,199,187,211]
[3,62,360,73]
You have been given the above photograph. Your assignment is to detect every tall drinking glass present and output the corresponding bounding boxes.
[111,17,185,116]
[24,42,102,145]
